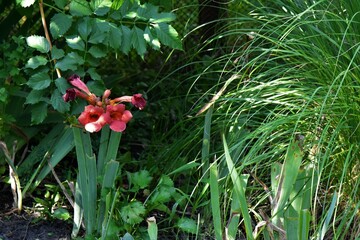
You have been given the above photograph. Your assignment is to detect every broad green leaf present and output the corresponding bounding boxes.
[27,71,51,90]
[92,0,112,16]
[88,19,109,44]
[53,208,70,220]
[69,0,92,16]
[53,0,68,9]
[31,101,48,124]
[55,52,84,71]
[78,17,92,40]
[177,218,197,234]
[88,45,107,58]
[87,80,105,96]
[87,68,101,81]
[0,88,7,102]
[20,0,35,7]
[107,23,122,49]
[129,170,153,189]
[132,27,147,57]
[66,36,85,51]
[150,12,176,23]
[120,25,132,54]
[51,89,70,113]
[51,46,65,60]
[153,23,182,50]
[122,233,134,240]
[55,77,70,94]
[26,35,50,53]
[25,89,47,104]
[144,27,160,50]
[120,201,145,224]
[50,13,72,39]
[147,217,158,240]
[25,56,48,69]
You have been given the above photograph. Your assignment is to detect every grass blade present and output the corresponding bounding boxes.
[209,161,222,240]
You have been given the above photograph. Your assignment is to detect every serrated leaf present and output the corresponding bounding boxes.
[129,170,152,189]
[26,35,50,53]
[144,27,160,50]
[87,68,102,81]
[25,56,48,69]
[50,13,72,39]
[107,23,122,49]
[88,46,107,58]
[132,27,147,58]
[78,17,92,40]
[25,89,47,104]
[51,46,65,60]
[66,36,85,51]
[120,201,145,224]
[20,0,35,7]
[153,23,182,50]
[177,218,197,234]
[53,0,68,9]
[55,52,84,71]
[150,12,176,23]
[27,72,51,90]
[93,0,112,16]
[51,89,70,113]
[55,77,70,94]
[120,25,132,54]
[88,19,109,44]
[31,101,48,124]
[69,0,92,16]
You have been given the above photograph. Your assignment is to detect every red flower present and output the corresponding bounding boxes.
[68,74,91,95]
[78,105,107,133]
[131,94,146,110]
[105,104,133,132]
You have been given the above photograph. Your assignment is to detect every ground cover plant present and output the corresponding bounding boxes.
[1,0,360,239]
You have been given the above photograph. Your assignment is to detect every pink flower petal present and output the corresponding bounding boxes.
[68,74,91,95]
[109,121,127,132]
[131,94,146,110]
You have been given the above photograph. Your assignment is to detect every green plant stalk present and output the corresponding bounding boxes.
[209,161,222,240]
[222,135,254,240]
[201,106,213,178]
[73,127,97,236]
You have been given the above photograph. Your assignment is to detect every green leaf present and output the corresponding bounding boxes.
[92,0,112,16]
[55,77,70,94]
[51,46,65,60]
[87,68,102,81]
[153,23,182,50]
[50,13,72,39]
[0,88,8,102]
[150,10,176,23]
[25,56,48,69]
[78,17,92,40]
[20,0,35,7]
[53,0,68,9]
[66,36,85,51]
[31,102,48,124]
[129,170,152,189]
[88,19,109,44]
[120,201,145,224]
[177,218,197,234]
[25,89,47,104]
[26,35,50,53]
[51,89,70,113]
[132,27,147,57]
[55,52,84,71]
[27,71,51,90]
[107,23,122,49]
[69,0,92,16]
[120,25,132,54]
[88,45,107,58]
[53,208,70,220]
[144,27,160,50]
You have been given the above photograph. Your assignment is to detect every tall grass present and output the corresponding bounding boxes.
[148,0,360,239]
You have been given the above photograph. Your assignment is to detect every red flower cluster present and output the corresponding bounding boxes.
[63,74,146,133]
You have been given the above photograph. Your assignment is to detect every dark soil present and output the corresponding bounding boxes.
[0,187,72,240]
